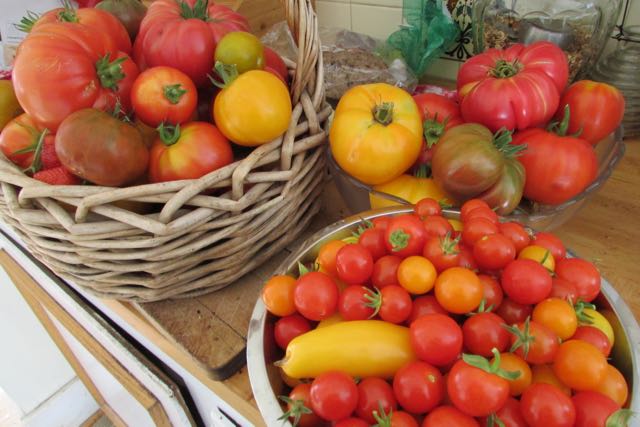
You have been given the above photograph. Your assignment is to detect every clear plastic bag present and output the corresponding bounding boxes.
[262,22,418,100]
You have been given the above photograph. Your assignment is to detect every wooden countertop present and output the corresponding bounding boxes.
[95,139,640,425]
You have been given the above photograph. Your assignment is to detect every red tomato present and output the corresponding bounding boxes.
[520,383,576,427]
[507,319,559,364]
[422,405,480,427]
[373,216,393,232]
[339,286,375,321]
[282,383,323,427]
[462,312,510,357]
[413,93,463,147]
[572,391,621,427]
[549,277,579,302]
[423,234,461,272]
[336,244,374,286]
[263,46,289,83]
[381,411,419,427]
[407,295,447,323]
[274,314,311,349]
[447,358,511,417]
[480,397,527,427]
[372,255,402,288]
[532,232,566,260]
[479,274,504,310]
[496,298,532,325]
[385,214,428,258]
[555,258,601,302]
[294,272,339,321]
[499,222,531,253]
[358,227,387,261]
[423,215,454,238]
[334,418,368,427]
[134,0,249,86]
[501,259,552,305]
[410,313,463,366]
[378,286,413,324]
[414,198,442,219]
[355,377,397,424]
[457,41,568,132]
[457,245,478,270]
[0,113,46,169]
[464,207,499,224]
[461,199,491,220]
[148,122,233,182]
[572,326,612,357]
[393,361,444,414]
[462,218,498,247]
[556,80,625,145]
[473,234,516,271]
[513,128,598,205]
[131,66,197,127]
[310,371,359,421]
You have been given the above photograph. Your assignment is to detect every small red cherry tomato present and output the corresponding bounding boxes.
[385,214,428,258]
[310,371,359,421]
[336,244,374,286]
[274,314,311,349]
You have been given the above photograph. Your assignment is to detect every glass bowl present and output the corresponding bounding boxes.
[327,127,625,231]
[246,207,640,425]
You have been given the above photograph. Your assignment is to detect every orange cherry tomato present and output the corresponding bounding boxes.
[493,352,532,396]
[530,364,571,396]
[553,340,608,391]
[518,245,555,271]
[261,275,297,316]
[397,256,437,295]
[532,298,577,340]
[593,364,629,406]
[316,240,348,278]
[434,267,483,314]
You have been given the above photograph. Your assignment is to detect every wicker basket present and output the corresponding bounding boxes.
[0,0,330,302]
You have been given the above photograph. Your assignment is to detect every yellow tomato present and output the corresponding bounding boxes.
[369,174,452,209]
[518,245,555,271]
[397,256,437,295]
[330,83,422,185]
[213,67,291,146]
[0,80,22,131]
[579,308,615,346]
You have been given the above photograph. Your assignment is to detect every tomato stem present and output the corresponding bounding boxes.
[364,287,383,318]
[96,54,127,91]
[439,231,460,256]
[58,0,78,23]
[157,123,181,146]
[486,413,506,427]
[462,348,521,380]
[179,0,209,20]
[493,128,526,159]
[414,164,430,179]
[17,129,49,175]
[211,61,239,89]
[297,262,311,277]
[547,105,582,137]
[389,229,409,252]
[277,395,312,427]
[163,84,188,105]
[504,316,535,359]
[573,300,597,323]
[373,102,395,126]
[423,114,447,148]
[15,10,40,33]
[352,217,374,238]
[372,402,393,427]
[490,60,521,78]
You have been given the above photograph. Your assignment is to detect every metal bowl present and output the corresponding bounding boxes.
[327,127,625,231]
[247,207,640,425]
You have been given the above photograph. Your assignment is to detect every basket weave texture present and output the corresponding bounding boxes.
[0,0,330,302]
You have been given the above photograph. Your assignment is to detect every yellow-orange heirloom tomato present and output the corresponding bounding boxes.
[213,65,292,146]
[370,173,452,209]
[330,83,423,185]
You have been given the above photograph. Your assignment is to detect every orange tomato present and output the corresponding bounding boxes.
[593,364,629,406]
[370,174,451,209]
[518,245,555,271]
[553,340,608,391]
[531,364,571,396]
[261,275,297,316]
[532,298,577,340]
[493,352,532,396]
[316,240,347,278]
[397,256,437,295]
[434,267,483,314]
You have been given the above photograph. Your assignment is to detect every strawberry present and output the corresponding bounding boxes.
[41,135,61,170]
[33,166,81,185]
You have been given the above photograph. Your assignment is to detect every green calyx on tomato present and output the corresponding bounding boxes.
[493,128,525,159]
[573,300,597,324]
[373,102,395,126]
[163,84,187,105]
[157,123,181,146]
[297,261,311,277]
[95,54,127,91]
[371,402,394,427]
[179,0,209,20]
[469,298,494,315]
[16,11,40,33]
[462,348,521,381]
[489,59,522,79]
[504,316,534,359]
[424,114,449,148]
[486,413,507,427]
[547,105,582,138]
[210,61,239,89]
[389,229,410,251]
[606,409,636,427]
[57,0,79,23]
[13,127,49,175]
[352,218,374,238]
[363,287,383,318]
[277,395,313,427]
[440,231,460,256]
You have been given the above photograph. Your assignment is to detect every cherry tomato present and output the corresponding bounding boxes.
[393,361,444,414]
[501,259,552,305]
[274,314,311,349]
[492,352,531,396]
[578,308,615,345]
[415,198,442,218]
[378,286,413,324]
[462,218,498,247]
[473,234,516,270]
[530,364,571,396]
[397,256,437,295]
[294,272,339,321]
[462,312,510,357]
[407,295,447,323]
[518,245,555,271]
[461,199,491,220]
[594,364,629,406]
[372,255,402,288]
[283,383,323,427]
[261,274,297,316]
[572,326,612,357]
[520,383,576,427]
[498,222,531,253]
[464,207,499,224]
[316,240,347,278]
[381,411,419,427]
[479,274,504,310]
[572,391,621,427]
[480,397,527,427]
[435,267,483,314]
[336,244,374,286]
[496,298,532,325]
[555,258,601,303]
[334,418,368,427]
[553,340,607,391]
[532,298,577,340]
[423,405,480,427]
[457,245,478,270]
[385,214,428,258]
[339,286,375,321]
[310,371,358,421]
[423,215,454,238]
[214,31,265,74]
[549,277,579,302]
[355,377,397,424]
[423,233,461,272]
[411,313,463,366]
[373,216,393,232]
[532,232,566,260]
[447,358,510,417]
[358,227,387,261]
[507,319,559,364]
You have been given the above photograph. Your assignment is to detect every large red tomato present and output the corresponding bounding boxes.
[556,80,625,145]
[13,23,138,131]
[457,41,568,132]
[513,127,598,205]
[134,0,249,87]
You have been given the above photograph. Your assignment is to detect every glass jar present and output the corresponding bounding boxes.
[472,0,623,81]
